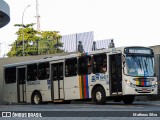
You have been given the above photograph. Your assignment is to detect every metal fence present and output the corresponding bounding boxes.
[60,31,112,52]
[60,31,94,52]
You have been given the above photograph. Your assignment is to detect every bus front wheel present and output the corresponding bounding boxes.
[31,91,42,105]
[92,87,106,105]
[122,95,135,104]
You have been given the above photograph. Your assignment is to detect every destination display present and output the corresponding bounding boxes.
[124,47,153,54]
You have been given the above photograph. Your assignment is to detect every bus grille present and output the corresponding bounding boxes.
[133,78,152,87]
[135,89,152,93]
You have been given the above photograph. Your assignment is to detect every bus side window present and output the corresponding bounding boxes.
[78,56,91,75]
[59,63,63,78]
[65,58,77,77]
[5,67,16,84]
[52,65,57,80]
[27,64,37,81]
[93,54,107,73]
[38,62,49,80]
[87,57,92,74]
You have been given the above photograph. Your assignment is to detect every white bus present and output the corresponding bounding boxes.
[3,46,158,105]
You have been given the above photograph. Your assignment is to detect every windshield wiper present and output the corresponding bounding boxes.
[138,59,142,70]
[132,55,142,70]
[144,59,148,73]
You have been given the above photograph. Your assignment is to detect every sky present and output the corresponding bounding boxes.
[1,0,160,56]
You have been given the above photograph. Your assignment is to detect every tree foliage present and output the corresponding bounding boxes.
[7,23,63,57]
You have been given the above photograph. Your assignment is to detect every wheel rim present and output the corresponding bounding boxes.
[34,94,40,104]
[96,91,102,101]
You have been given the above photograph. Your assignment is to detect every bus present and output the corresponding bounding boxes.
[3,46,158,105]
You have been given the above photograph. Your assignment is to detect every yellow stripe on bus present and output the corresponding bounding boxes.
[136,79,139,85]
[79,76,82,99]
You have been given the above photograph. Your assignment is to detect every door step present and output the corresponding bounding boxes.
[112,92,122,95]
[53,100,64,103]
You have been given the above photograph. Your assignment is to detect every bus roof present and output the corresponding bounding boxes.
[4,46,153,68]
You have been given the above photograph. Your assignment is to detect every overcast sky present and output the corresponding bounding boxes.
[1,0,160,56]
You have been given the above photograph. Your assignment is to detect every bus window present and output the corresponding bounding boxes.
[52,64,57,80]
[51,62,63,81]
[27,64,37,81]
[93,54,107,73]
[59,63,63,79]
[5,67,16,84]
[78,56,91,75]
[38,62,49,80]
[65,58,77,77]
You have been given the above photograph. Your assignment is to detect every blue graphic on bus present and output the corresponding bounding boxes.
[91,73,107,82]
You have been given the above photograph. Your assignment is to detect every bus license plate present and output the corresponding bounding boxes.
[142,89,147,92]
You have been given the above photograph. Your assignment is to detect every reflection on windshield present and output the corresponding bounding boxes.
[125,56,154,76]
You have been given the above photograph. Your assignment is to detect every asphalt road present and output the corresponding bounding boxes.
[0,101,160,120]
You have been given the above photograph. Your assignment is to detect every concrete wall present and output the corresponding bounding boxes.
[154,55,160,81]
[149,54,160,100]
[151,45,160,54]
[150,46,160,100]
[151,45,160,83]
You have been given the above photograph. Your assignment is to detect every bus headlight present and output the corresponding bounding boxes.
[155,82,158,85]
[125,80,131,85]
[152,82,158,88]
[125,80,136,87]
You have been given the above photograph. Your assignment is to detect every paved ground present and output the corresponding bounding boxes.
[0,101,160,120]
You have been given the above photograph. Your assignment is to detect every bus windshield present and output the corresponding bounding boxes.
[125,55,154,77]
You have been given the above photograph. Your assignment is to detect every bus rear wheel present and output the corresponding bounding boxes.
[92,87,106,105]
[122,95,135,104]
[31,91,42,105]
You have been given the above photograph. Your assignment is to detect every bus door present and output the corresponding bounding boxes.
[50,61,64,100]
[16,66,27,103]
[109,54,122,95]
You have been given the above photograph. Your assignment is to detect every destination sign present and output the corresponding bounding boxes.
[124,47,153,54]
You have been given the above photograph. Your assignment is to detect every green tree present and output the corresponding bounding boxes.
[39,31,63,54]
[7,23,63,57]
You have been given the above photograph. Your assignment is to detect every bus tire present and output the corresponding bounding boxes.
[31,91,42,105]
[92,87,106,105]
[122,95,134,104]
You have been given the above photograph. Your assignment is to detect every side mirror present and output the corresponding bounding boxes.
[122,54,126,68]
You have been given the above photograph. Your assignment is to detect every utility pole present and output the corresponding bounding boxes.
[35,0,40,31]
[22,5,31,56]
